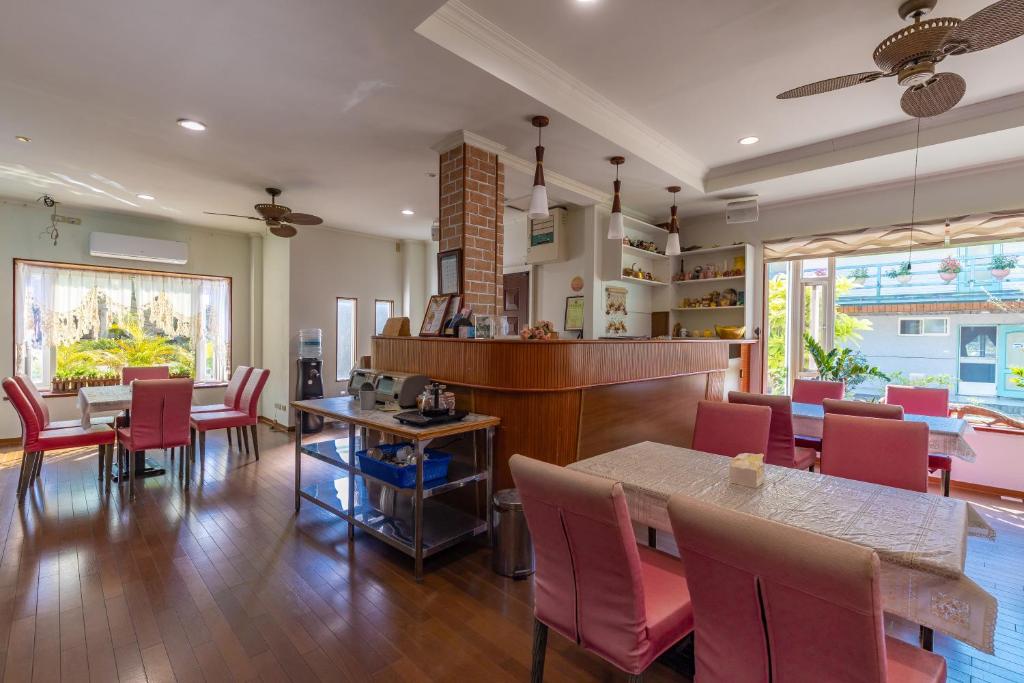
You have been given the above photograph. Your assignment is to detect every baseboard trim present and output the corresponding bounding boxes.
[933,476,1024,500]
[258,416,294,433]
[0,437,21,447]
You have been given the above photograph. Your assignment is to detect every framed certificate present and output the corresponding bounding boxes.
[564,296,585,331]
[420,295,452,336]
[437,248,462,295]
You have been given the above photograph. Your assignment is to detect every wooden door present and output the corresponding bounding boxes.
[503,272,530,335]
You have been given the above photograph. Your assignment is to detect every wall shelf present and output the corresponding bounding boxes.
[621,275,669,287]
[622,244,669,260]
[678,244,748,258]
[673,305,745,311]
[673,275,745,285]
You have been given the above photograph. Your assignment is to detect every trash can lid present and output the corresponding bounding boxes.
[493,488,522,511]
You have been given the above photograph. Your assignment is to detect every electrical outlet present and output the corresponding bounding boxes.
[275,403,287,412]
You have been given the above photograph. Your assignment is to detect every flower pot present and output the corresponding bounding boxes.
[939,272,958,283]
[896,274,911,285]
[852,276,866,287]
[991,268,1010,281]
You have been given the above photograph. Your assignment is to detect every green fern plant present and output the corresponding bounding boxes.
[803,333,890,393]
[1012,367,1024,388]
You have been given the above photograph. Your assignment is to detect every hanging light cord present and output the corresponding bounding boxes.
[908,118,921,267]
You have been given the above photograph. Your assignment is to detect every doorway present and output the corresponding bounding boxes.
[997,325,1024,399]
[503,271,530,335]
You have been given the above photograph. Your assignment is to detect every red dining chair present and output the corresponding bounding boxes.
[729,391,815,471]
[821,414,929,493]
[792,379,846,451]
[121,366,170,384]
[3,377,115,500]
[509,454,694,682]
[691,400,771,458]
[188,368,269,484]
[191,366,253,451]
[823,398,904,420]
[115,379,193,500]
[884,386,953,497]
[667,495,946,682]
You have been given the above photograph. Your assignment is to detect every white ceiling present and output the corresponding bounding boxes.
[1,0,1023,239]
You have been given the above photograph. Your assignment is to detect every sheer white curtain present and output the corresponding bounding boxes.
[14,261,231,386]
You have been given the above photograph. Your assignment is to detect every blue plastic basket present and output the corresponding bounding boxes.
[355,443,452,488]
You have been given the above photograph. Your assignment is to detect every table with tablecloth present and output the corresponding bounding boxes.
[791,401,979,462]
[76,385,132,429]
[569,441,997,654]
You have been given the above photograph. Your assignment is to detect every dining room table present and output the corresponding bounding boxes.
[569,441,998,654]
[76,383,172,479]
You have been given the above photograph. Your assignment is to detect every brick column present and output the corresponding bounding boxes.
[438,142,504,316]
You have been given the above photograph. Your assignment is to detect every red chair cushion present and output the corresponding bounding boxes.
[118,426,190,451]
[927,453,952,473]
[14,375,50,427]
[190,410,256,431]
[637,545,694,655]
[884,635,947,682]
[792,446,817,470]
[32,425,114,451]
[191,403,233,414]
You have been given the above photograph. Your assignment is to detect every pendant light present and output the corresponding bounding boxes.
[528,115,550,219]
[607,156,625,240]
[665,185,682,256]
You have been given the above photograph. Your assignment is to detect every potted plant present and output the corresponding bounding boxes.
[804,334,890,394]
[937,255,962,283]
[989,254,1018,281]
[850,267,869,287]
[1013,366,1024,388]
[885,261,912,285]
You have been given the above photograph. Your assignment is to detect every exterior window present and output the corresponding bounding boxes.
[375,299,394,335]
[898,318,948,336]
[960,326,997,358]
[336,297,357,382]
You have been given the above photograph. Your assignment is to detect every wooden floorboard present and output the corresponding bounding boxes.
[0,425,1021,682]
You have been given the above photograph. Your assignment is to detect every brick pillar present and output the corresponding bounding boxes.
[438,142,504,316]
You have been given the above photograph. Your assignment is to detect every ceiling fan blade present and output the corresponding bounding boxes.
[203,212,263,220]
[943,0,1024,54]
[281,212,323,226]
[901,72,966,117]
[270,223,298,238]
[777,71,887,99]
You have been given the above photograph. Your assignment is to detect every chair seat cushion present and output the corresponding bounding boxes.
[884,635,947,682]
[637,545,694,658]
[191,403,232,414]
[47,416,115,430]
[190,410,256,431]
[794,435,822,450]
[32,424,114,450]
[927,454,952,472]
[792,446,817,470]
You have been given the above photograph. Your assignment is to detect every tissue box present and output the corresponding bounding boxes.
[729,453,765,488]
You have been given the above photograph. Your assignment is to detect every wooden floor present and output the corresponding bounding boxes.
[0,424,1021,682]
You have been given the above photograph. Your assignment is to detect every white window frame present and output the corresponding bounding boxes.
[336,297,358,382]
[897,317,949,337]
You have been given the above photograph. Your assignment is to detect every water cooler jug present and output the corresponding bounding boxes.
[296,329,324,434]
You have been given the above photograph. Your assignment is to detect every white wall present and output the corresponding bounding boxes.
[0,197,254,439]
[261,235,291,427]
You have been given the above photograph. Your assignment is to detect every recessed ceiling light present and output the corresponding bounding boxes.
[738,136,760,145]
[136,193,155,200]
[15,135,31,143]
[401,209,415,215]
[176,118,207,132]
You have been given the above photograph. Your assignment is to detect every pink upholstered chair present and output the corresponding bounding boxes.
[884,386,953,497]
[509,455,694,682]
[792,379,846,452]
[691,400,771,458]
[666,495,946,682]
[3,377,114,500]
[191,366,253,451]
[821,414,929,492]
[823,398,904,420]
[121,365,171,384]
[116,379,193,500]
[188,368,270,484]
[728,391,815,471]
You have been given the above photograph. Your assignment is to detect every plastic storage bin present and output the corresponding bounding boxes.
[355,443,452,488]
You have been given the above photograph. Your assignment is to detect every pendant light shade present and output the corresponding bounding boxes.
[528,116,550,220]
[665,185,682,256]
[607,156,625,240]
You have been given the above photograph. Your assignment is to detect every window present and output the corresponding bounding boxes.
[374,299,394,335]
[336,297,357,381]
[898,318,949,336]
[14,260,231,388]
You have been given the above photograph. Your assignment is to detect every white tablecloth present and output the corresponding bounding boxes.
[792,401,979,462]
[76,385,132,429]
[569,442,997,653]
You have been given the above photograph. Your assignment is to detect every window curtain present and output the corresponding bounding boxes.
[762,209,1024,262]
[14,261,231,386]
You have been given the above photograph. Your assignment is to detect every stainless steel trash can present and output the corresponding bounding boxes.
[491,489,535,579]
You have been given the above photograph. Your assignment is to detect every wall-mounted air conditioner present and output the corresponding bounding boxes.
[89,232,188,265]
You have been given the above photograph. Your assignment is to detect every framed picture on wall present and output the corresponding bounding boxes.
[437,248,462,295]
[564,296,585,332]
[420,295,452,336]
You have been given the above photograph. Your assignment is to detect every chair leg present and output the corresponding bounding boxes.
[227,427,233,450]
[33,451,43,481]
[129,451,137,501]
[98,446,104,480]
[627,675,644,683]
[250,425,260,460]
[198,431,206,477]
[531,619,548,683]
[240,426,250,455]
[647,526,657,549]
[942,470,951,497]
[16,451,32,499]
[104,445,113,493]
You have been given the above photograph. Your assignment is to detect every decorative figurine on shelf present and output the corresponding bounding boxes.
[520,320,558,340]
[721,288,738,307]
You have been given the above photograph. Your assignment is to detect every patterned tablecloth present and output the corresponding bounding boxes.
[792,401,979,462]
[77,385,132,429]
[569,442,997,653]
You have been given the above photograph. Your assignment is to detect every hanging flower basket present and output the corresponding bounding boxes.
[939,272,957,283]
[989,254,1017,281]
[850,268,869,287]
[991,269,1011,281]
[937,256,962,284]
[896,274,912,285]
[886,262,913,285]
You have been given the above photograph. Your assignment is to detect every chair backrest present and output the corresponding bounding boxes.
[14,374,50,428]
[238,368,270,416]
[728,392,796,467]
[791,379,845,405]
[821,414,929,492]
[121,366,170,384]
[884,385,949,418]
[2,377,42,448]
[667,495,888,682]
[224,366,253,409]
[691,400,771,458]
[128,379,194,450]
[823,398,904,420]
[509,454,652,673]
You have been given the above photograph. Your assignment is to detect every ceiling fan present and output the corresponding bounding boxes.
[777,0,1024,117]
[205,187,323,238]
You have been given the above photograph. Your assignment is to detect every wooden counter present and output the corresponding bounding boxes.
[371,337,754,488]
